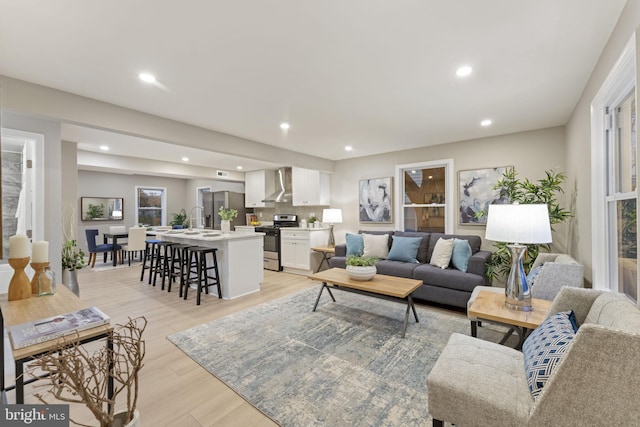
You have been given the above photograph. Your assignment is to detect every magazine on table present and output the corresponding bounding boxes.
[9,307,110,349]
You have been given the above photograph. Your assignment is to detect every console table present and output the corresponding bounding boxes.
[0,286,113,404]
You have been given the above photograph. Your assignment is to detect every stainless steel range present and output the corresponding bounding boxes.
[255,214,299,271]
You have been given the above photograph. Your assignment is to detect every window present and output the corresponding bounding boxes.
[591,34,638,302]
[395,159,454,233]
[135,187,166,226]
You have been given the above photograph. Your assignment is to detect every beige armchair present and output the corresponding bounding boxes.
[428,287,640,426]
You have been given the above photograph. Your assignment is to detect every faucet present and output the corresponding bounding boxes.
[189,205,204,230]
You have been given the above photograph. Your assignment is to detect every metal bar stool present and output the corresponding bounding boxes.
[152,241,177,290]
[184,246,221,305]
[141,239,162,283]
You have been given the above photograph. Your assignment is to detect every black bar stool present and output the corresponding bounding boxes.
[184,246,221,305]
[140,239,162,283]
[167,243,193,295]
[152,241,177,290]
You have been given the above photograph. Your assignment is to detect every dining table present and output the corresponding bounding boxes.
[103,232,128,266]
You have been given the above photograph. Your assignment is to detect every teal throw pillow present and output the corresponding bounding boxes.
[451,238,472,272]
[346,233,364,257]
[387,236,423,263]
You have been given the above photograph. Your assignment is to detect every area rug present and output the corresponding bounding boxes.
[167,287,510,426]
[90,261,142,272]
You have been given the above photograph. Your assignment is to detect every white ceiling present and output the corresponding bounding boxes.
[0,0,628,174]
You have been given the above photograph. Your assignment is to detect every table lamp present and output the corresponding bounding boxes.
[485,204,552,311]
[323,208,343,247]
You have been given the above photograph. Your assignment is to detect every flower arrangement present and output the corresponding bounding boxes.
[219,206,238,221]
[62,240,86,271]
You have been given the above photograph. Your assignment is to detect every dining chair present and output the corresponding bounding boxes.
[85,229,121,267]
[122,227,147,266]
[109,225,127,235]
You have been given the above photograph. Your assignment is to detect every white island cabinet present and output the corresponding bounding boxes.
[280,228,330,275]
[154,231,264,299]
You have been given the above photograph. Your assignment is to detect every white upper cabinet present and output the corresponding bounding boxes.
[245,170,275,208]
[292,167,330,206]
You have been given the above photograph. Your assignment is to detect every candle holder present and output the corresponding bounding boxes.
[8,257,32,301]
[30,261,50,295]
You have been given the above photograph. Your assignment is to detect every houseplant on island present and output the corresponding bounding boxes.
[345,255,378,281]
[61,239,86,296]
[28,317,147,427]
[218,206,238,233]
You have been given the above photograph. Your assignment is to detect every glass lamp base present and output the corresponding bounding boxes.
[505,244,532,312]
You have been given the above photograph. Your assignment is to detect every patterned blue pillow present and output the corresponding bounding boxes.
[522,310,577,399]
[345,233,364,257]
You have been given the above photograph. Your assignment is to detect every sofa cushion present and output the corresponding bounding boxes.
[522,310,577,399]
[393,231,430,263]
[345,233,364,257]
[387,236,422,263]
[362,233,389,258]
[427,233,482,261]
[375,259,420,279]
[451,238,472,272]
[430,238,454,268]
[413,263,485,293]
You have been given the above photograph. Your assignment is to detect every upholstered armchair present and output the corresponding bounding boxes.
[428,287,640,426]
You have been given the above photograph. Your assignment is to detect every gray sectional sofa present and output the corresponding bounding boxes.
[328,231,492,308]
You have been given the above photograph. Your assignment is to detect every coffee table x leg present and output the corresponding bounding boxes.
[312,282,336,311]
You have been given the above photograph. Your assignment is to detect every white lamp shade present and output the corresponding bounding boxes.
[485,204,552,244]
[323,208,343,224]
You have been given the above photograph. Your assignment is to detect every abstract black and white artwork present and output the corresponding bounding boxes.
[359,177,392,223]
[459,166,510,225]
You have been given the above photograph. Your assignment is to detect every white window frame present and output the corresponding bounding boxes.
[591,34,638,293]
[135,186,167,226]
[394,159,454,233]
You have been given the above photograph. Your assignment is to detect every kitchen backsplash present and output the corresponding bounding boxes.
[252,200,330,224]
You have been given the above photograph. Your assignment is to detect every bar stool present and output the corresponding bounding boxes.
[152,241,177,290]
[167,243,193,295]
[140,239,161,283]
[184,246,221,305]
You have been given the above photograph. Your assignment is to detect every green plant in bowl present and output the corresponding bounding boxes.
[346,255,378,267]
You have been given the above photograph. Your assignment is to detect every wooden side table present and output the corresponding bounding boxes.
[311,246,336,273]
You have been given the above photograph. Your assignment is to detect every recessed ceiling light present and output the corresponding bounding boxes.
[456,66,473,77]
[280,122,290,130]
[345,146,353,151]
[480,119,492,127]
[182,156,189,162]
[236,166,243,170]
[99,145,109,151]
[139,73,156,83]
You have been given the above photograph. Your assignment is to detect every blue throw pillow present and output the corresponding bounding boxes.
[522,310,577,399]
[451,238,472,272]
[387,236,422,263]
[345,233,364,257]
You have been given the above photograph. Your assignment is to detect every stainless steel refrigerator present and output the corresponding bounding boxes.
[203,191,246,230]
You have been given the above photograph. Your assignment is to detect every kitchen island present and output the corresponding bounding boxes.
[152,230,264,300]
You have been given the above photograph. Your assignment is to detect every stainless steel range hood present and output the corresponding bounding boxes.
[262,167,292,203]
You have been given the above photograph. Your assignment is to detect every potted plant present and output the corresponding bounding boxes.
[218,206,238,233]
[345,255,378,281]
[28,317,147,427]
[169,208,190,228]
[62,240,86,296]
[87,203,105,220]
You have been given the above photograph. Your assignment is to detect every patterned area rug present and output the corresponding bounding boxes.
[168,286,510,426]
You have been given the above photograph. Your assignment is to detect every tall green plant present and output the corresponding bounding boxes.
[170,209,190,228]
[482,169,572,282]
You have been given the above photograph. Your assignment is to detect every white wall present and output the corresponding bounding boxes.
[565,0,640,286]
[331,126,567,251]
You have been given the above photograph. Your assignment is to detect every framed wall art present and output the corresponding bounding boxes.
[458,166,511,225]
[359,177,393,223]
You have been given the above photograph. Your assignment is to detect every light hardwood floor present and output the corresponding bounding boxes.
[5,265,317,426]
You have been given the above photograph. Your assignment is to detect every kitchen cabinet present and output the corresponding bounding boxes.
[281,228,330,274]
[245,170,275,208]
[292,167,330,206]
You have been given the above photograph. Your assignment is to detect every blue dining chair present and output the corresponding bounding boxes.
[85,229,121,267]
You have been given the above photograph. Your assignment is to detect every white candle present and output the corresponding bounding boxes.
[9,235,29,259]
[32,240,49,262]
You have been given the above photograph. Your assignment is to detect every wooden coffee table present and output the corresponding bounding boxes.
[468,289,552,349]
[308,268,422,338]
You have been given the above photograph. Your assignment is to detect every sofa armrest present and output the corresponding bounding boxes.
[547,287,603,325]
[334,243,347,257]
[467,250,491,280]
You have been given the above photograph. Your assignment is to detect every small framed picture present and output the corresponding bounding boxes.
[359,177,393,223]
